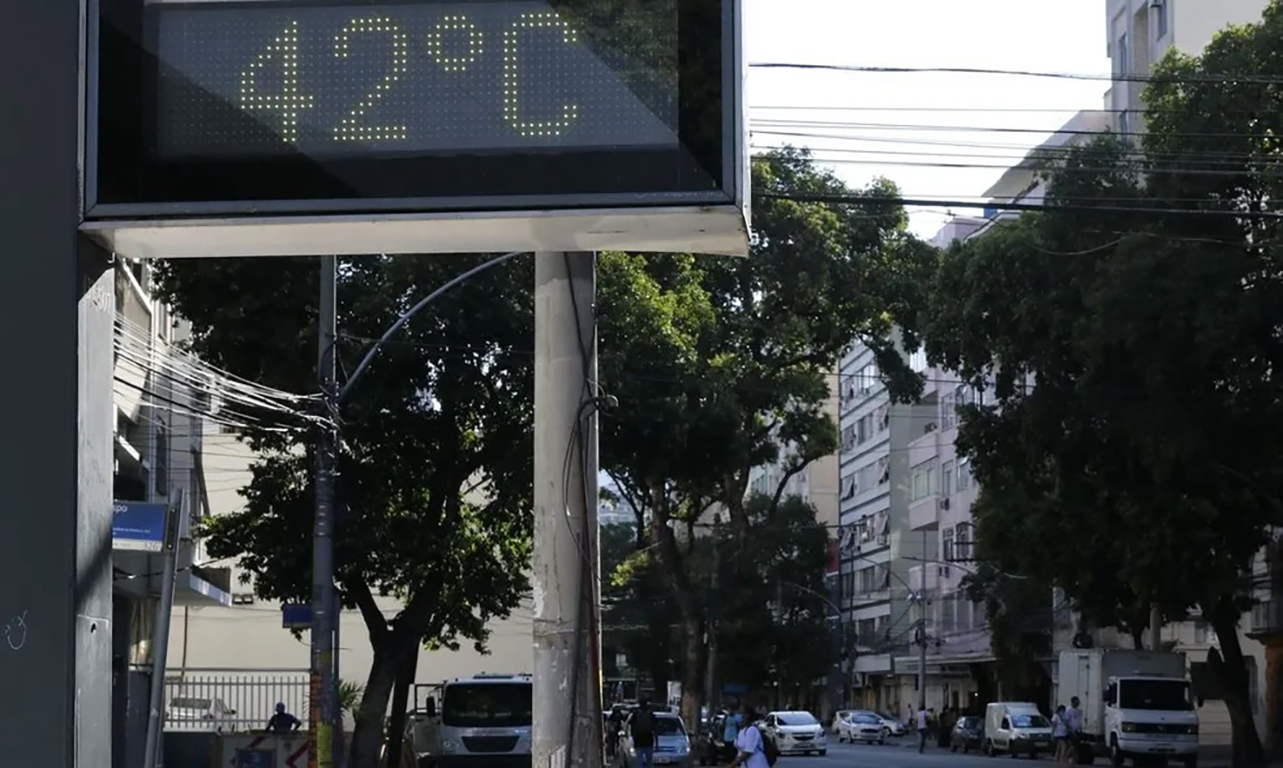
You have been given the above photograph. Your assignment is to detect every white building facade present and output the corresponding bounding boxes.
[836,338,936,716]
[1106,0,1269,133]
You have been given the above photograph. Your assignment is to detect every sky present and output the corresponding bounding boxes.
[743,0,1113,239]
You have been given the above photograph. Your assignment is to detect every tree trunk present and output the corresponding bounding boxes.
[678,615,706,729]
[384,650,419,768]
[349,643,408,768]
[1208,609,1266,768]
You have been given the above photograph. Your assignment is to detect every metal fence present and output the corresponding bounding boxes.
[163,668,311,732]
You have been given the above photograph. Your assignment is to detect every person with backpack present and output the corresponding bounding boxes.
[731,708,777,768]
[630,697,658,768]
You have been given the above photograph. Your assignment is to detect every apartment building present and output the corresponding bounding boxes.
[745,372,842,531]
[836,338,935,715]
[111,258,235,768]
[1106,0,1269,133]
[896,366,995,715]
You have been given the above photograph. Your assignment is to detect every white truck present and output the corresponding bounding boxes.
[1057,650,1200,768]
[405,673,533,768]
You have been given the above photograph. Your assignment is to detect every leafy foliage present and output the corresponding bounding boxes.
[155,254,536,767]
[960,565,1052,699]
[598,148,935,724]
[922,9,1283,762]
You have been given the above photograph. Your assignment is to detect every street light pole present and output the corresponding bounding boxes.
[311,256,339,768]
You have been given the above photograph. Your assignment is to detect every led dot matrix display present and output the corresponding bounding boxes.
[153,0,678,157]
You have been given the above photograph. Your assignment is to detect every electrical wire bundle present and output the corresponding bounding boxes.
[112,315,322,437]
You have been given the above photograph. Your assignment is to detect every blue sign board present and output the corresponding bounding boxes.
[281,603,313,629]
[112,501,169,552]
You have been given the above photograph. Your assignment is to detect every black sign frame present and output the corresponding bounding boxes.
[83,0,744,221]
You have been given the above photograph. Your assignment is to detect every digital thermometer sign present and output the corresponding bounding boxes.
[84,0,749,258]
[151,2,678,157]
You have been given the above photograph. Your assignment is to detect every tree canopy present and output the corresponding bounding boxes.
[598,148,936,724]
[154,254,535,767]
[922,7,1283,763]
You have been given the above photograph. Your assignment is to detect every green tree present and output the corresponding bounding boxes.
[960,565,1053,702]
[924,9,1283,752]
[154,254,535,768]
[598,148,935,726]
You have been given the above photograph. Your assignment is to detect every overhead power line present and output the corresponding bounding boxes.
[748,62,1283,86]
[756,191,1283,220]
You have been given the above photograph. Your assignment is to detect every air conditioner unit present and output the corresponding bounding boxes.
[938,566,951,578]
[941,498,951,510]
[1149,0,1163,7]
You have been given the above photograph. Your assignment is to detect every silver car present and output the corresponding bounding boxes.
[617,711,692,768]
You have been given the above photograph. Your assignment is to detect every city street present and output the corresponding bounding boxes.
[779,740,1043,768]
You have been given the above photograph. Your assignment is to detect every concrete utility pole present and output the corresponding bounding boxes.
[1149,604,1162,651]
[312,255,339,768]
[0,0,115,763]
[532,252,604,768]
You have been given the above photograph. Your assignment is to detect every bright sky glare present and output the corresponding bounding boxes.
[744,0,1113,239]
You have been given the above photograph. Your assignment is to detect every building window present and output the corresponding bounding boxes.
[1117,32,1129,75]
[942,461,954,497]
[955,522,975,561]
[1154,0,1168,40]
[942,526,955,562]
[877,457,890,485]
[957,458,973,492]
[841,475,857,500]
[858,566,876,594]
[856,617,878,647]
[876,403,891,432]
[857,414,873,444]
[911,459,938,502]
[941,393,956,431]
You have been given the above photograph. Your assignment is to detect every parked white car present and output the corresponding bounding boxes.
[762,711,827,756]
[837,713,886,745]
[166,696,237,732]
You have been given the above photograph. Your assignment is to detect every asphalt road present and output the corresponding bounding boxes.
[779,738,1054,768]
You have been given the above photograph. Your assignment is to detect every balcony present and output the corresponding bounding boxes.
[909,495,941,532]
[1248,598,1283,640]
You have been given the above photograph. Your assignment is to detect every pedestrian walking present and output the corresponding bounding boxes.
[731,709,771,768]
[631,697,657,768]
[1052,705,1069,768]
[917,705,929,753]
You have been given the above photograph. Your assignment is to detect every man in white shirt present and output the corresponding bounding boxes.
[916,705,929,753]
[1065,697,1083,735]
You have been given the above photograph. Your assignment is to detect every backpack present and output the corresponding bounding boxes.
[761,733,780,767]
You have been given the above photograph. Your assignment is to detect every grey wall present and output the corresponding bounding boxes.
[0,0,116,763]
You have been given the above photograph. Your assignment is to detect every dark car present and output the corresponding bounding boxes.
[951,716,985,754]
[697,713,738,766]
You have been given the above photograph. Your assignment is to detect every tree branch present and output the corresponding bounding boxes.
[767,456,817,525]
[345,575,390,643]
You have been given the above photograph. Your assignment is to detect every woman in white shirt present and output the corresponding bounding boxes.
[731,709,770,768]
[1052,705,1069,768]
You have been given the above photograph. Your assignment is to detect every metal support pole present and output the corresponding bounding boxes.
[532,252,603,768]
[1149,604,1162,651]
[917,548,927,709]
[706,516,720,711]
[333,589,344,768]
[312,255,339,768]
[143,490,185,768]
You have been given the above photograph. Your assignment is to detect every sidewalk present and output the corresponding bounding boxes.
[887,737,1237,766]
